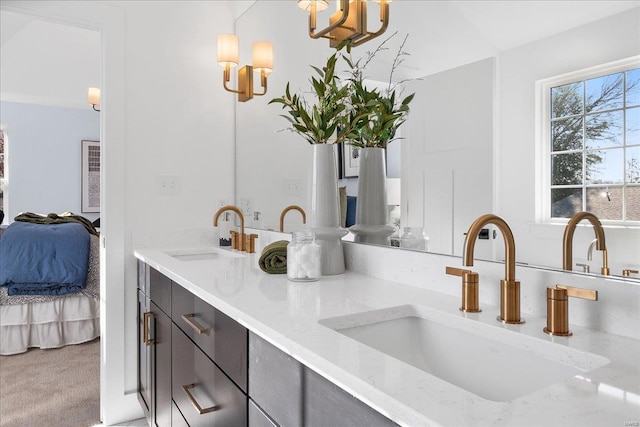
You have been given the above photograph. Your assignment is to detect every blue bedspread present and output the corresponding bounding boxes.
[0,222,90,296]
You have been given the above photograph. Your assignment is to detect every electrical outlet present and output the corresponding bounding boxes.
[157,175,180,195]
[240,197,252,216]
[216,198,228,210]
[283,178,302,196]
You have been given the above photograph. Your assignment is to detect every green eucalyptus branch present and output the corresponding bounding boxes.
[270,50,351,145]
[343,33,416,149]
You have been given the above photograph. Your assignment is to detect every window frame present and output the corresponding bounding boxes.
[536,56,640,226]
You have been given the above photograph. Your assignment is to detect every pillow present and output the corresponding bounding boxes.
[339,186,347,227]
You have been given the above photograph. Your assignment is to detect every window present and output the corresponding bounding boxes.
[542,59,640,223]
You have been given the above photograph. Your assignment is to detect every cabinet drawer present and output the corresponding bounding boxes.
[249,332,398,427]
[249,333,303,426]
[172,282,247,392]
[249,399,277,427]
[149,266,171,315]
[171,399,189,427]
[172,324,247,427]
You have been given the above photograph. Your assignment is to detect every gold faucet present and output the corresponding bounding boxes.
[463,214,524,324]
[214,205,247,252]
[563,212,609,276]
[279,205,306,232]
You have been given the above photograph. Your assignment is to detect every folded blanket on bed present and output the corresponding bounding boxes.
[258,240,289,274]
[0,222,90,296]
[14,212,99,237]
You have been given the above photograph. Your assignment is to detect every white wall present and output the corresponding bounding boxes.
[0,101,100,223]
[404,58,494,259]
[235,2,335,231]
[497,9,640,272]
[1,1,237,424]
[121,0,236,415]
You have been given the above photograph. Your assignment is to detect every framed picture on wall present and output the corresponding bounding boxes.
[81,140,100,213]
[342,142,360,178]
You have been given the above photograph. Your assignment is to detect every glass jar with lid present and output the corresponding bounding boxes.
[287,230,321,282]
[400,227,428,251]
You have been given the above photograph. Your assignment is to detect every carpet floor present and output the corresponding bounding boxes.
[0,338,100,427]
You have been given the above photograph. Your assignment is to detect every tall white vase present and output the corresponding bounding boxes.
[309,144,348,275]
[349,147,395,245]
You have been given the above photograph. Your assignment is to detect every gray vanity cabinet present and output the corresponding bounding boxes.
[138,260,397,427]
[248,333,398,427]
[137,262,172,427]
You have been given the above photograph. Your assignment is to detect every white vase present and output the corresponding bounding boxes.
[349,147,395,246]
[308,144,348,275]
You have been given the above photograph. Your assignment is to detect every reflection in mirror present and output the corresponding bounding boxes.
[235,1,640,282]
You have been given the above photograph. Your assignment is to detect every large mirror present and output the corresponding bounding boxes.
[234,1,640,281]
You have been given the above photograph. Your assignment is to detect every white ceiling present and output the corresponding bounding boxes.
[346,0,640,80]
[1,1,638,107]
[0,9,100,109]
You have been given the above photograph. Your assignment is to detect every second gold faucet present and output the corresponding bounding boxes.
[460,214,524,324]
[280,205,306,232]
[214,205,257,253]
[562,211,609,276]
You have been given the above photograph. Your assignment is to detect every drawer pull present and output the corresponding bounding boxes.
[181,314,212,335]
[143,312,155,345]
[182,383,219,414]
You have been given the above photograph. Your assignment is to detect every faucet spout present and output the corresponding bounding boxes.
[563,212,609,275]
[279,205,306,232]
[463,214,523,324]
[586,238,597,261]
[214,205,246,251]
[463,214,516,283]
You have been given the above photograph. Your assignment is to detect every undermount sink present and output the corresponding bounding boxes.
[165,247,244,261]
[319,305,609,402]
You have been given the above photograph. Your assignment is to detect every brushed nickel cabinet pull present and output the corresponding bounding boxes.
[181,314,212,335]
[143,312,154,345]
[182,383,219,414]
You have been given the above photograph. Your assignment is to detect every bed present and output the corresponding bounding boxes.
[0,214,100,355]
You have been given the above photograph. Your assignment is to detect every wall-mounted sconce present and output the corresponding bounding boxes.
[217,34,273,102]
[88,87,100,112]
[298,0,392,48]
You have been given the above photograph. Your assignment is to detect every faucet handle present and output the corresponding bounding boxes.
[230,230,240,250]
[544,285,598,336]
[575,263,590,273]
[623,269,639,277]
[245,233,258,254]
[556,285,598,301]
[445,266,481,313]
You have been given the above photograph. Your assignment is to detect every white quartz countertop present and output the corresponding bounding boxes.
[134,247,640,427]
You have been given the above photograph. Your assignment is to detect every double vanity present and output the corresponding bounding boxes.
[134,232,639,426]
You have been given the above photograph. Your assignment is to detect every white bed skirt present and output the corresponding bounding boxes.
[0,295,100,355]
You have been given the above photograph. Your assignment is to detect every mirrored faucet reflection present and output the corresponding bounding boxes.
[463,214,524,324]
[563,212,610,276]
[279,205,306,232]
[214,205,248,252]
